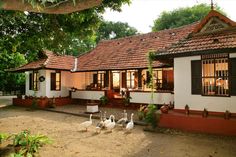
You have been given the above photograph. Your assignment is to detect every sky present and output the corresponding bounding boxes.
[103,0,236,33]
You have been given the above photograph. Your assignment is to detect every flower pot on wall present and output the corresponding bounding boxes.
[160,105,168,114]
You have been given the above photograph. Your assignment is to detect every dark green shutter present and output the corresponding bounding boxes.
[138,69,142,88]
[51,73,56,90]
[191,60,202,95]
[230,58,236,95]
[93,73,98,85]
[29,73,33,90]
[104,71,109,88]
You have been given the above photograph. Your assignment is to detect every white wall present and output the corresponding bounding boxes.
[130,92,174,104]
[26,70,77,98]
[25,70,46,97]
[72,90,105,100]
[174,55,236,113]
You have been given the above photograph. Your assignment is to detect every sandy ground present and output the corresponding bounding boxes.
[0,106,236,157]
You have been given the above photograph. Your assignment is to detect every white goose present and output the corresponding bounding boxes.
[106,115,116,132]
[126,113,134,132]
[80,114,92,131]
[117,110,128,127]
[96,111,105,133]
[104,115,112,128]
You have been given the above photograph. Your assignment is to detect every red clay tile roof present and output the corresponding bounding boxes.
[156,10,236,57]
[157,28,236,57]
[76,22,199,71]
[11,50,75,72]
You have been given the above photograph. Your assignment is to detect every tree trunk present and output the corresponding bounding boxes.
[1,0,102,14]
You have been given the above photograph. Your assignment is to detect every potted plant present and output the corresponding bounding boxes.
[185,104,190,116]
[123,96,132,106]
[137,105,147,121]
[202,108,208,118]
[99,95,108,106]
[160,104,168,114]
[224,110,231,120]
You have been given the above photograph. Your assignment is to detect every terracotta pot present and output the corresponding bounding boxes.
[160,105,168,114]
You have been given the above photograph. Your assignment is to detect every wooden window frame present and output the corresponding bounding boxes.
[97,71,105,89]
[126,70,137,89]
[29,71,39,91]
[201,53,230,97]
[51,71,61,91]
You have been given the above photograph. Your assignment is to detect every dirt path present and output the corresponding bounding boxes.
[0,106,236,157]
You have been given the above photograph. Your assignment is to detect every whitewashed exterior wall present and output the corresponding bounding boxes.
[72,90,104,100]
[130,92,174,104]
[25,70,75,98]
[174,54,236,112]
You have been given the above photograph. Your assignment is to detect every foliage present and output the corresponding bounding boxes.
[12,130,51,156]
[137,105,147,121]
[23,0,76,8]
[96,20,138,42]
[0,0,131,92]
[152,4,225,31]
[145,104,157,129]
[123,96,132,106]
[147,50,156,100]
[0,133,11,144]
[99,95,108,105]
[0,50,27,92]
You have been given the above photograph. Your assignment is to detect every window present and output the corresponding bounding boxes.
[51,71,61,91]
[29,71,39,91]
[146,69,174,90]
[127,71,138,89]
[153,70,163,89]
[202,54,229,96]
[97,72,105,89]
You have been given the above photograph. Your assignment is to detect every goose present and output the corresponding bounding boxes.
[126,113,134,132]
[80,114,92,131]
[106,115,116,132]
[117,110,128,127]
[96,111,105,133]
[104,115,112,128]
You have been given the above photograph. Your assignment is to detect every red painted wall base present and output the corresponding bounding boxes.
[159,111,236,136]
[13,97,73,108]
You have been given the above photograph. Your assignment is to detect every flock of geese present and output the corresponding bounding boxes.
[79,110,134,133]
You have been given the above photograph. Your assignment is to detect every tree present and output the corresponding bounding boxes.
[0,0,102,14]
[0,50,27,93]
[0,0,131,60]
[96,21,138,42]
[0,0,131,93]
[152,4,224,31]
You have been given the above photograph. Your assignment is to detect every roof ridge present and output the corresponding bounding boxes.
[99,21,200,43]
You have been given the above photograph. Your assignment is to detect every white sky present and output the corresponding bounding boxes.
[103,0,236,33]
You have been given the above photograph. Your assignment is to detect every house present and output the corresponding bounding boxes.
[12,20,198,107]
[11,9,236,135]
[155,10,236,135]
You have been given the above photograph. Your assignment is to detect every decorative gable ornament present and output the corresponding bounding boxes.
[200,17,229,33]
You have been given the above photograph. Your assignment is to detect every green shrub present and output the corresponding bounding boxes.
[12,130,51,156]
[0,133,10,144]
[145,104,157,129]
[99,96,108,105]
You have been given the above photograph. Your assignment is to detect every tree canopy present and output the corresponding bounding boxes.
[96,21,138,42]
[0,0,133,93]
[152,4,224,31]
[0,0,102,14]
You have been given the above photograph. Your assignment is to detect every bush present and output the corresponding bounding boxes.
[145,104,157,129]
[99,95,108,105]
[12,130,51,156]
